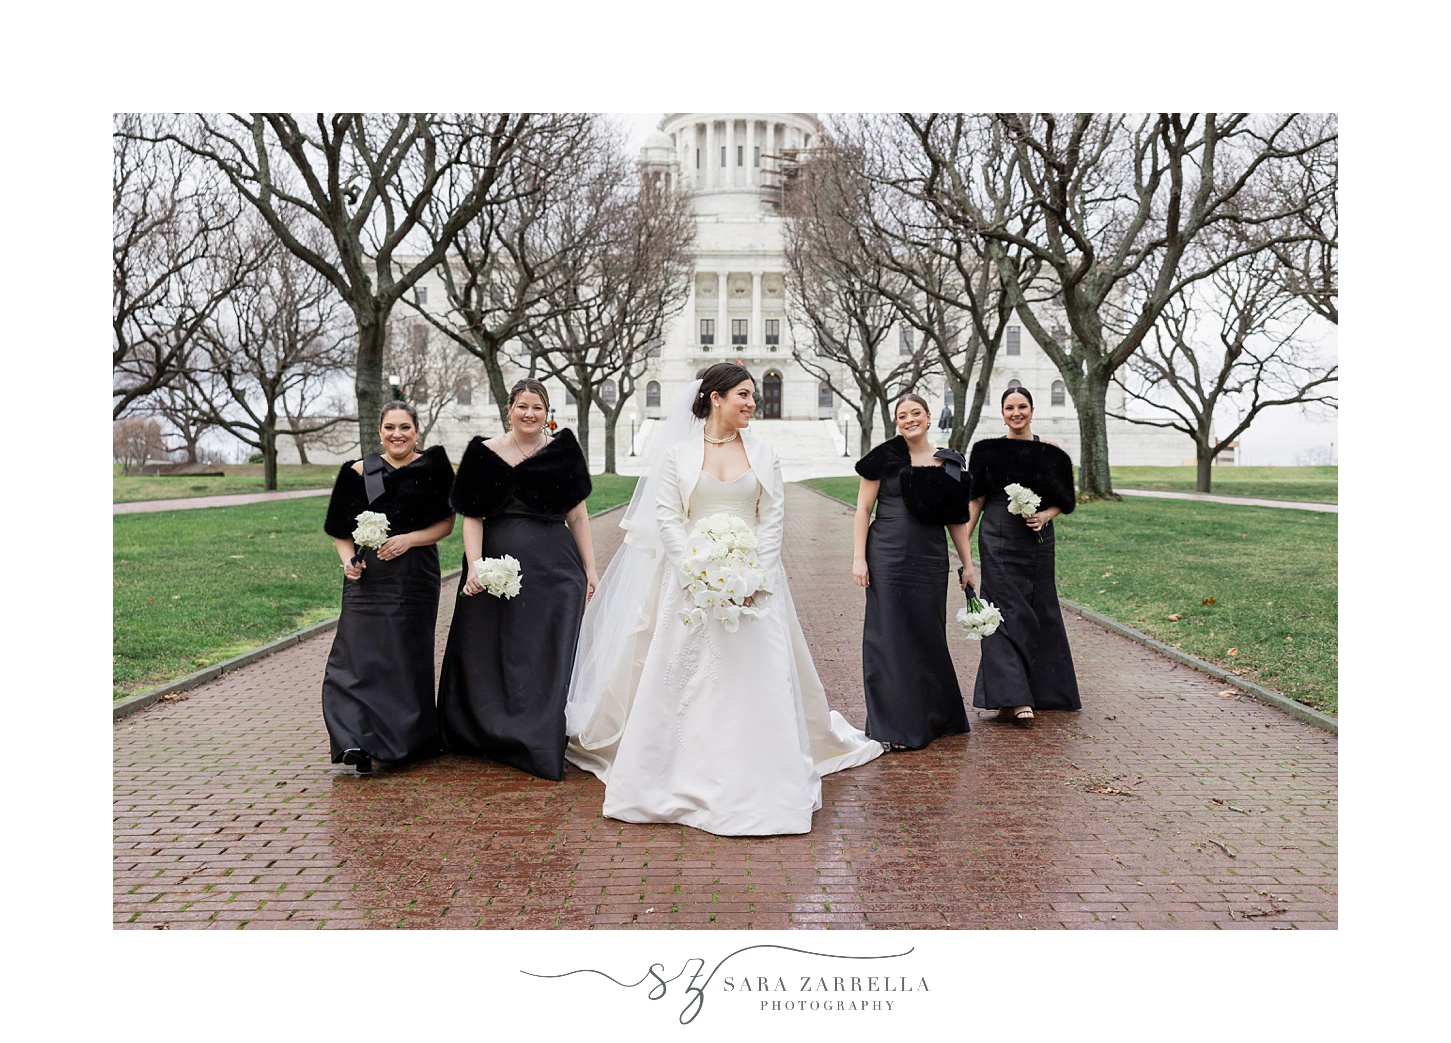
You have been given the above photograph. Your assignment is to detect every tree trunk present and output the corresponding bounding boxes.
[573,390,592,463]
[261,426,279,492]
[602,409,618,475]
[1196,445,1215,494]
[857,410,875,456]
[294,434,310,466]
[354,309,386,456]
[1074,369,1116,501]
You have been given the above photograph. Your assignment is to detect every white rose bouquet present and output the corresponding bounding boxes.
[470,554,523,599]
[678,513,768,633]
[1004,483,1044,543]
[350,511,391,565]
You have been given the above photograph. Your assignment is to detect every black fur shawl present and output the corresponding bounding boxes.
[451,428,592,518]
[966,437,1076,515]
[323,444,454,539]
[856,435,972,526]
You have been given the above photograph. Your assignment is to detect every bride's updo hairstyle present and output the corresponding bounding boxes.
[692,362,754,419]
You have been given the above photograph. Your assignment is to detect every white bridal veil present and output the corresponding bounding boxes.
[564,380,703,745]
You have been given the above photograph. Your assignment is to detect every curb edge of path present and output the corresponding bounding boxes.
[1059,598,1337,735]
[798,483,1336,736]
[112,502,628,722]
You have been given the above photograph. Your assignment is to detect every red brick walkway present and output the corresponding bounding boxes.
[114,485,1336,929]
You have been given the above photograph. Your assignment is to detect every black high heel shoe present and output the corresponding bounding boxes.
[340,749,373,774]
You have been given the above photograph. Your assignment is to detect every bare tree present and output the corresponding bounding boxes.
[113,416,168,474]
[400,114,615,427]
[780,142,933,455]
[525,166,695,472]
[190,223,355,489]
[113,113,262,418]
[382,316,478,443]
[149,381,217,464]
[899,112,1338,499]
[1113,235,1337,492]
[134,113,536,451]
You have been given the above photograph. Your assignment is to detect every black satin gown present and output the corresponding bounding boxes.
[858,442,970,749]
[436,433,591,780]
[320,446,454,764]
[970,441,1081,712]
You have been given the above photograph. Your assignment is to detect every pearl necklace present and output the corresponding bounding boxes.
[703,430,739,445]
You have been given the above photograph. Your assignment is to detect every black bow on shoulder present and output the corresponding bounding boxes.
[362,452,389,504]
[933,447,966,482]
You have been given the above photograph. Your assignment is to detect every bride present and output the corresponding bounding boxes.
[565,363,883,835]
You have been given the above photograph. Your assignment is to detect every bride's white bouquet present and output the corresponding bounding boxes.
[678,513,767,632]
[1004,483,1044,542]
[352,510,390,550]
[471,554,523,599]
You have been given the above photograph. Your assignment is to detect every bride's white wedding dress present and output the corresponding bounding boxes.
[565,430,883,836]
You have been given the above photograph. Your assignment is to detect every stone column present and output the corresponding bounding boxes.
[751,270,763,352]
[725,118,736,188]
[717,271,729,353]
[705,120,716,189]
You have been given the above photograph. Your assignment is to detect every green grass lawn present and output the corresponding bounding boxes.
[114,464,350,502]
[802,476,1338,716]
[113,476,638,700]
[1111,465,1338,504]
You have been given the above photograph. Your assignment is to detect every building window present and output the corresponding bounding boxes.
[695,149,700,169]
[646,381,661,408]
[646,337,661,358]
[565,386,576,405]
[816,336,831,358]
[899,324,914,356]
[456,376,472,406]
[721,146,727,167]
[601,379,618,406]
[754,146,760,168]
[765,319,780,346]
[818,382,833,408]
[700,318,715,346]
[1051,324,1066,346]
[731,319,748,345]
[1006,326,1021,356]
[413,379,429,404]
[1051,380,1066,406]
[1006,379,1022,390]
[415,286,428,306]
[737,145,744,166]
[409,324,427,350]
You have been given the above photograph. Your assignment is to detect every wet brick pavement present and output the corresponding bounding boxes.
[114,485,1337,930]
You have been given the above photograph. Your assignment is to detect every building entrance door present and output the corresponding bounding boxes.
[763,371,782,418]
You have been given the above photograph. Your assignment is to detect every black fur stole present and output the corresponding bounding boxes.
[966,437,1076,515]
[857,436,972,525]
[451,428,592,518]
[323,444,454,538]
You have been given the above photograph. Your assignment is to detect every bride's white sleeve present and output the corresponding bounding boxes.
[655,445,690,573]
[754,444,786,595]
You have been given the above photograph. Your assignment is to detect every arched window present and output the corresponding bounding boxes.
[818,382,833,408]
[1006,379,1022,390]
[646,381,661,408]
[1051,380,1066,406]
[601,379,618,406]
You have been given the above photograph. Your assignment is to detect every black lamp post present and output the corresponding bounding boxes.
[842,416,850,457]
[629,412,637,456]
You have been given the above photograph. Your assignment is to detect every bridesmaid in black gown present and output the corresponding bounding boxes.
[322,401,455,774]
[964,387,1081,721]
[437,379,600,780]
[852,393,975,750]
